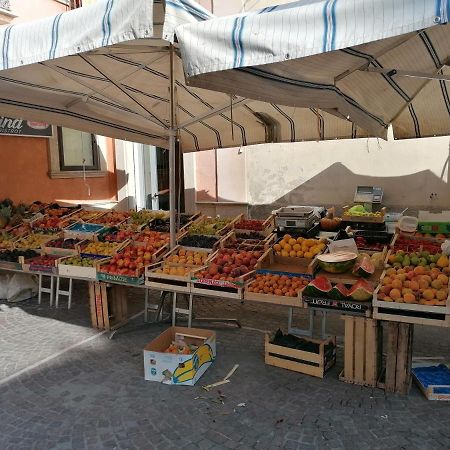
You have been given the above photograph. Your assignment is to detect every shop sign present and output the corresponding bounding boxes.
[303,295,370,313]
[0,117,53,137]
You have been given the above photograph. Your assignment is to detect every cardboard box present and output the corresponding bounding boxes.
[143,327,216,385]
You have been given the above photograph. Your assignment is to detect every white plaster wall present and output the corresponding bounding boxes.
[245,135,450,212]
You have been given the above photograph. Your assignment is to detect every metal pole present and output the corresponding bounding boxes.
[169,44,176,249]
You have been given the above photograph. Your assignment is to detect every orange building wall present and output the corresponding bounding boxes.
[0,136,117,204]
[10,0,67,23]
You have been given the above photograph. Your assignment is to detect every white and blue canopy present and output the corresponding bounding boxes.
[176,0,450,140]
[0,0,373,152]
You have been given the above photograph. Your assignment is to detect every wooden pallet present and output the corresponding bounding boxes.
[381,322,414,395]
[339,316,382,387]
[88,282,128,330]
[265,334,336,378]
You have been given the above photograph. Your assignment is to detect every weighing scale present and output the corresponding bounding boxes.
[353,186,383,212]
[273,206,325,230]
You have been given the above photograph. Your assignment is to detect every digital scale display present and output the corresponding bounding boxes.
[354,186,383,204]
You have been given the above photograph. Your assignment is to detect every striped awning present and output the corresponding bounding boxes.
[0,0,371,152]
[176,0,450,140]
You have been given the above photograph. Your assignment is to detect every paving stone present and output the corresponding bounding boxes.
[0,287,449,450]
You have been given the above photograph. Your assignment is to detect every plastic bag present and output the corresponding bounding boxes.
[441,240,450,256]
[6,273,38,303]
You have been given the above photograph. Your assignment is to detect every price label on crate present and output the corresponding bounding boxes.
[303,296,370,314]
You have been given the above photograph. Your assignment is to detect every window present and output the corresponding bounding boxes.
[57,127,100,171]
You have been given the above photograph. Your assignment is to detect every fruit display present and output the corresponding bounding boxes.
[273,234,326,259]
[61,256,99,267]
[303,276,374,301]
[343,205,383,218]
[386,250,449,270]
[89,211,129,226]
[99,243,160,278]
[44,237,81,249]
[352,255,376,277]
[235,231,267,240]
[134,229,170,247]
[354,235,386,252]
[8,223,31,237]
[393,235,442,254]
[80,241,122,256]
[165,248,210,266]
[0,249,39,263]
[149,214,193,232]
[317,252,358,274]
[46,205,79,217]
[247,273,310,297]
[154,265,191,276]
[194,248,262,281]
[377,265,449,306]
[178,234,219,249]
[65,209,103,223]
[129,209,169,225]
[0,233,17,250]
[32,216,67,231]
[415,232,450,240]
[188,217,234,236]
[234,219,266,231]
[97,228,136,243]
[15,233,56,249]
[26,255,59,268]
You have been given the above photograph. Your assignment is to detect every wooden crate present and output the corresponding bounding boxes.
[342,206,386,224]
[373,279,450,327]
[88,282,128,330]
[244,270,312,307]
[381,322,414,395]
[265,334,336,378]
[339,316,382,387]
[162,245,217,267]
[191,268,253,299]
[256,247,319,276]
[145,262,194,293]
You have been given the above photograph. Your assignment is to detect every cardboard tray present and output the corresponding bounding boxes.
[412,364,450,401]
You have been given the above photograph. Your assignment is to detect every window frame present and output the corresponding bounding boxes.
[57,126,100,172]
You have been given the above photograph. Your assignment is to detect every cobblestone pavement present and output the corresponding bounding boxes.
[0,283,449,450]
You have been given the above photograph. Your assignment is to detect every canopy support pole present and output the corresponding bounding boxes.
[169,43,177,249]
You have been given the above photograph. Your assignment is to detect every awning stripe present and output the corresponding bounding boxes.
[241,66,388,128]
[0,97,166,140]
[342,48,411,102]
[271,104,295,141]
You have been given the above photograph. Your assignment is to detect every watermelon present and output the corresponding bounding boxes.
[348,279,373,301]
[303,276,332,297]
[352,255,375,278]
[328,283,349,300]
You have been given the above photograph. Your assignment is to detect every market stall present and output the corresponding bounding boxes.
[0,0,449,393]
[0,197,449,394]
